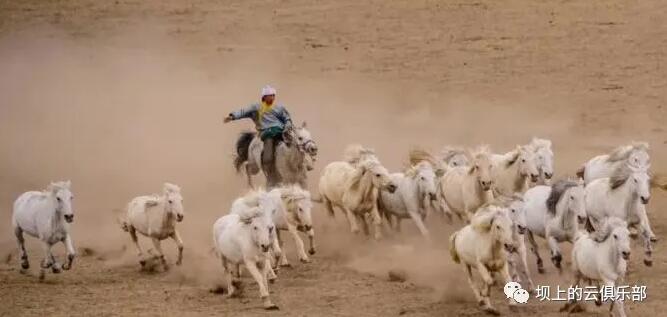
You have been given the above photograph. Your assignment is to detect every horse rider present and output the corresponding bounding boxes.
[224,85,294,187]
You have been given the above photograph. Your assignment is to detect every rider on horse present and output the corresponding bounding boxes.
[224,85,293,187]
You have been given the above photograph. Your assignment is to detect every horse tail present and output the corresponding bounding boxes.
[575,165,585,179]
[234,131,256,173]
[449,231,461,264]
[113,208,130,232]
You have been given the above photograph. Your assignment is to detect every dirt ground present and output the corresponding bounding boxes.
[1,0,666,316]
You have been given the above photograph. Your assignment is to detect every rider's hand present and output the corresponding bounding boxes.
[223,115,233,123]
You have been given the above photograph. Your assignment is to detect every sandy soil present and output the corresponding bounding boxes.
[1,1,666,316]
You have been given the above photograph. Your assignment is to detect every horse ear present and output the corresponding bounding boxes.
[435,168,446,178]
[301,121,307,128]
[65,180,72,188]
[467,165,476,175]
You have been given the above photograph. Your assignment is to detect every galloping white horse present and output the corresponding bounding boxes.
[122,183,185,269]
[576,142,649,184]
[491,145,539,196]
[562,218,631,317]
[585,164,655,266]
[379,157,443,238]
[449,206,518,315]
[12,181,76,280]
[528,138,554,185]
[524,180,586,273]
[439,146,495,222]
[494,195,534,291]
[319,145,397,240]
[440,146,469,168]
[235,122,318,189]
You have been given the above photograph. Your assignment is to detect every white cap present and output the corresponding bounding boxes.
[261,85,277,97]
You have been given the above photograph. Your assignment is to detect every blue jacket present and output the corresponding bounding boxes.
[230,103,293,133]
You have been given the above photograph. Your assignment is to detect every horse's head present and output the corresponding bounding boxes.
[448,153,469,168]
[49,181,74,223]
[241,207,275,253]
[628,147,650,170]
[490,209,516,253]
[163,183,184,222]
[506,198,527,235]
[410,162,438,202]
[532,140,554,182]
[285,122,318,157]
[514,146,539,183]
[565,184,587,225]
[362,158,396,193]
[468,147,494,191]
[283,187,313,231]
[611,222,632,261]
[630,167,651,205]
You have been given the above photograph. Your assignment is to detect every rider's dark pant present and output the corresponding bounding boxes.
[261,135,282,188]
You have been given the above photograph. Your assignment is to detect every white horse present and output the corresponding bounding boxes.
[523,180,586,273]
[491,145,539,196]
[319,145,397,240]
[213,206,279,310]
[585,164,655,266]
[576,142,649,184]
[12,181,76,280]
[439,146,495,222]
[232,186,315,266]
[493,195,534,291]
[561,218,631,317]
[449,206,518,315]
[440,146,469,168]
[527,138,554,185]
[379,158,443,238]
[122,183,185,270]
[234,122,318,189]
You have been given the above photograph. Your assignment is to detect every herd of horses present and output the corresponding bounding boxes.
[9,122,667,316]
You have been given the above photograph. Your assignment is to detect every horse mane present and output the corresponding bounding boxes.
[470,207,500,233]
[344,144,376,165]
[440,146,466,163]
[529,138,552,151]
[592,217,628,243]
[609,164,632,190]
[47,180,71,193]
[606,141,649,163]
[408,149,438,167]
[504,146,524,167]
[349,159,375,187]
[163,183,181,194]
[279,185,310,201]
[237,206,263,223]
[546,180,579,215]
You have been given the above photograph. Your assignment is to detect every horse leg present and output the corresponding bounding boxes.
[527,230,545,274]
[517,242,535,291]
[288,224,309,263]
[370,205,383,240]
[151,238,168,270]
[545,229,562,272]
[276,230,290,267]
[245,163,255,190]
[343,208,360,234]
[244,258,278,310]
[61,234,76,270]
[306,227,316,255]
[14,227,29,271]
[464,264,484,306]
[323,198,336,218]
[561,271,583,313]
[128,226,145,266]
[358,214,370,236]
[407,209,430,239]
[501,264,518,311]
[220,257,238,297]
[170,231,184,266]
[636,204,655,266]
[40,242,59,280]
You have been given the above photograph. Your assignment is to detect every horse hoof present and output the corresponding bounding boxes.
[51,265,62,274]
[644,259,653,267]
[300,258,311,264]
[537,267,545,274]
[650,236,658,243]
[308,249,316,255]
[139,260,147,267]
[176,261,182,266]
[21,262,30,270]
[483,307,500,316]
[280,263,292,268]
[39,270,46,281]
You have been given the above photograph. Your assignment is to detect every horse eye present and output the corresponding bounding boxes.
[634,179,638,183]
[421,177,426,181]
[613,234,618,239]
[521,159,526,163]
[570,196,574,200]
[70,196,74,200]
[375,173,381,177]
[298,137,303,141]
[254,226,258,230]
[511,209,516,213]
[168,200,174,204]
[56,197,62,202]
[496,225,501,229]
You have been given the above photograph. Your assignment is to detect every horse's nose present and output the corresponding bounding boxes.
[64,214,74,223]
[261,244,270,252]
[177,214,184,222]
[304,225,312,231]
[577,216,586,225]
[517,225,526,234]
[480,181,492,191]
[530,174,539,182]
[641,196,650,204]
[387,184,397,193]
[504,243,516,253]
[544,172,553,179]
[621,251,631,260]
[429,193,437,201]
